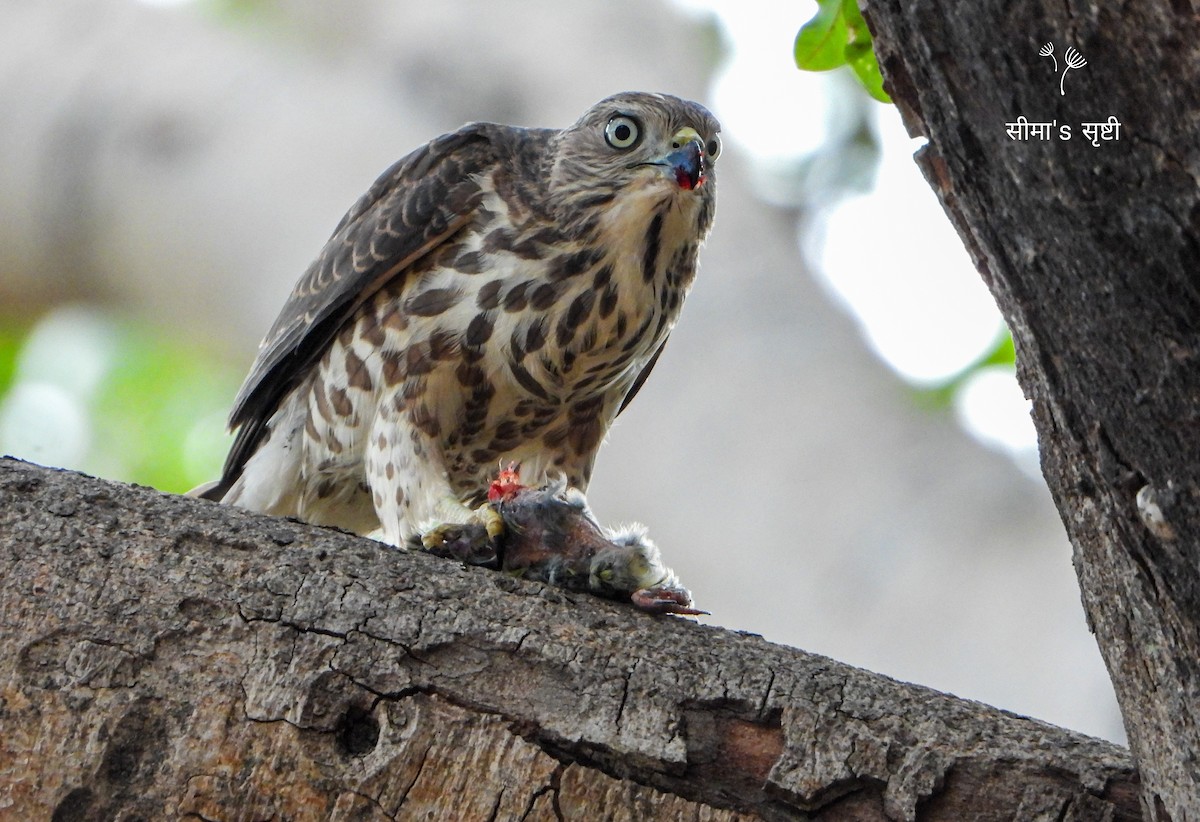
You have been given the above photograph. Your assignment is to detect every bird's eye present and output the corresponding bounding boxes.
[604,115,641,150]
[706,135,722,159]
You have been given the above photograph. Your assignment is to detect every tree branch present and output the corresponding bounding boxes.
[0,459,1137,819]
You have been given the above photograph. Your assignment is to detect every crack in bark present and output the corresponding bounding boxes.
[756,668,776,722]
[548,764,566,822]
[346,787,399,822]
[518,762,564,821]
[395,739,432,810]
[279,620,350,640]
[483,787,505,822]
[614,658,637,733]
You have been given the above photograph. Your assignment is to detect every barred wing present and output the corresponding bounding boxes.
[214,124,510,491]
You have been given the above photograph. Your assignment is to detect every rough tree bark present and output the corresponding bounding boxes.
[866,1,1200,818]
[0,459,1138,819]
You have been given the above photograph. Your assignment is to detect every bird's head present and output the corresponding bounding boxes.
[548,92,720,224]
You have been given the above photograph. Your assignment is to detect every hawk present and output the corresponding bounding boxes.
[199,92,719,566]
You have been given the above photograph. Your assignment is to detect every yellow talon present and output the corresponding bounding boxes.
[476,504,506,540]
[418,498,504,552]
[421,529,448,549]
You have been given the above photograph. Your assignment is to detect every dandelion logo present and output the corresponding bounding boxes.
[1061,46,1087,95]
[1039,42,1057,71]
[1039,42,1087,96]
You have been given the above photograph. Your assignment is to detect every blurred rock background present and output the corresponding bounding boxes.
[0,0,1123,740]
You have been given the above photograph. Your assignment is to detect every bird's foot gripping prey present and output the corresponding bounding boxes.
[195,92,719,614]
[422,465,705,615]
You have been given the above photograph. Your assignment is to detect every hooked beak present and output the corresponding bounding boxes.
[666,140,705,190]
[663,126,707,191]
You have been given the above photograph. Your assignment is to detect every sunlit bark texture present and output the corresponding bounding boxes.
[0,459,1139,819]
[866,1,1200,817]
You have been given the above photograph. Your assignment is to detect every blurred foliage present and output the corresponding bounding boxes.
[0,324,24,398]
[197,0,278,23]
[92,324,237,493]
[0,312,237,494]
[914,329,1017,409]
[795,0,891,103]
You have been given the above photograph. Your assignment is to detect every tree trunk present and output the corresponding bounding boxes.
[0,458,1137,819]
[865,1,1200,817]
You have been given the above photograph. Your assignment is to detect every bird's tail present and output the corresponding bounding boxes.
[186,479,234,501]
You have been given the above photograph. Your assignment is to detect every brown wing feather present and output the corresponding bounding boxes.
[213,123,508,492]
[617,338,668,416]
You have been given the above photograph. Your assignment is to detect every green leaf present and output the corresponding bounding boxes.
[796,0,892,102]
[845,42,892,103]
[840,0,867,30]
[979,330,1017,368]
[841,0,891,102]
[794,0,849,71]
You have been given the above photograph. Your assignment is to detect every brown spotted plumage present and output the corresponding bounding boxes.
[200,92,719,548]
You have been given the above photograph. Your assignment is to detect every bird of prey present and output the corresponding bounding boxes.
[198,92,719,569]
